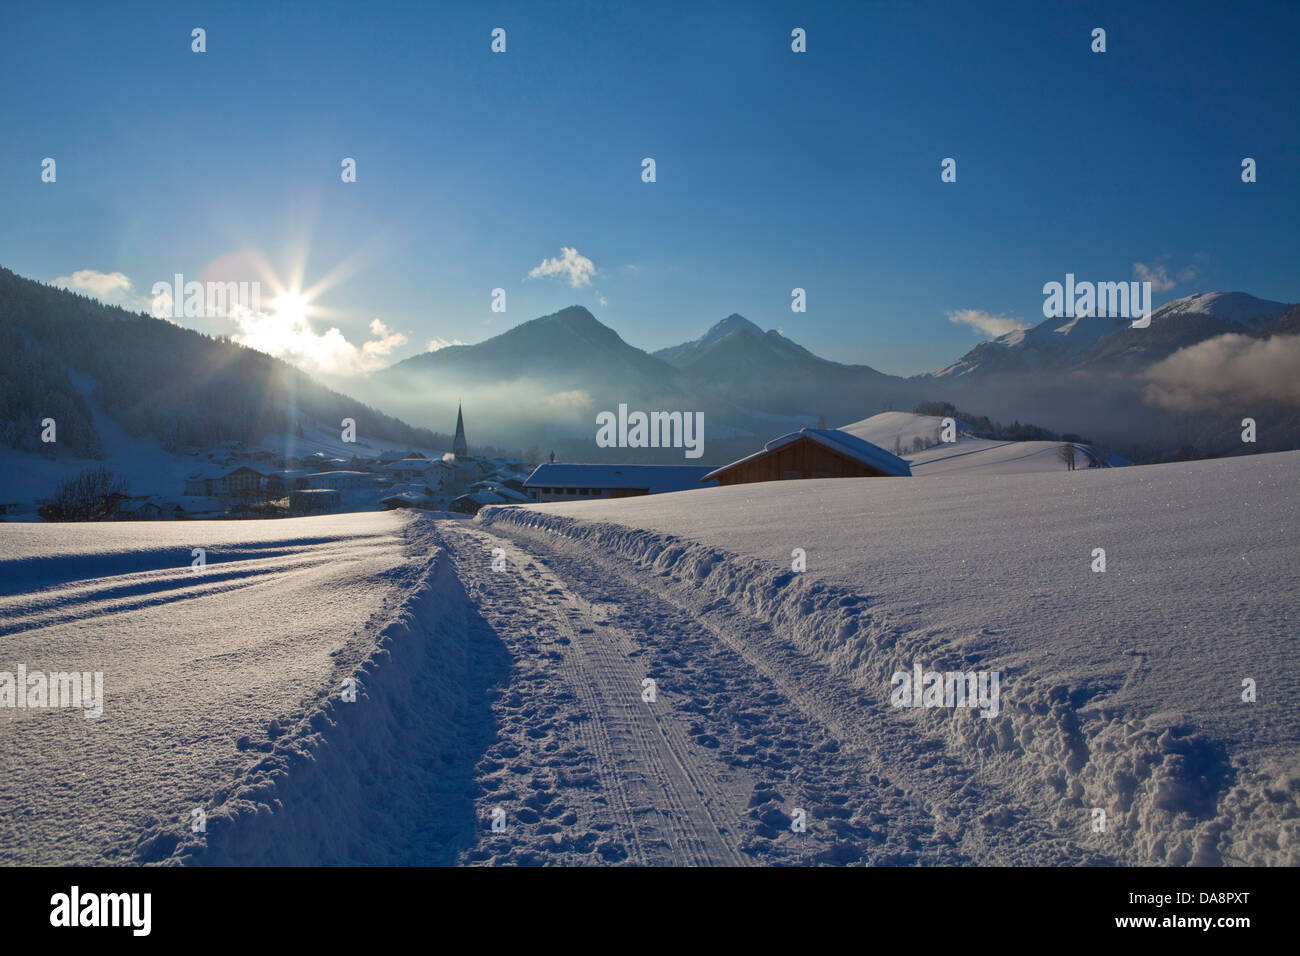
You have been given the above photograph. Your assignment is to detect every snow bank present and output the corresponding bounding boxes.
[479,455,1300,866]
[131,524,480,865]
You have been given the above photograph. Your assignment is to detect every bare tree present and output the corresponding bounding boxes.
[1058,442,1078,471]
[38,466,130,521]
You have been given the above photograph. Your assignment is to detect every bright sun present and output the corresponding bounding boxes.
[271,291,309,324]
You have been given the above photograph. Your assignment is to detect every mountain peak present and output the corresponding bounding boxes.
[704,313,764,340]
[1151,291,1288,324]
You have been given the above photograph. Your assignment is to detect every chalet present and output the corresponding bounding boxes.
[380,491,435,510]
[449,490,507,515]
[163,496,225,519]
[184,465,267,499]
[117,498,166,521]
[702,427,911,486]
[263,470,311,497]
[183,468,221,496]
[304,470,374,491]
[523,464,717,502]
[383,481,439,499]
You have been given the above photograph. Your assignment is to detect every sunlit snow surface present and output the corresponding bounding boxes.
[0,512,415,864]
[482,451,1299,864]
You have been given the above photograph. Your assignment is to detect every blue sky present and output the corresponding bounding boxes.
[1,0,1296,377]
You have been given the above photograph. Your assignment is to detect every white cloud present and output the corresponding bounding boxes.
[360,318,408,358]
[52,268,183,321]
[946,308,1033,339]
[528,246,596,287]
[231,312,408,377]
[52,269,138,306]
[1133,262,1176,292]
[1144,333,1300,410]
[425,336,466,352]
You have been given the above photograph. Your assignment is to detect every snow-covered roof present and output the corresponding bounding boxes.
[384,481,436,496]
[379,458,450,473]
[702,427,911,481]
[452,490,508,506]
[486,486,531,503]
[524,463,717,493]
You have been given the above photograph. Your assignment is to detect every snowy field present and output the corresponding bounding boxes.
[480,451,1299,865]
[0,512,422,864]
[2,453,1295,866]
[842,411,1128,475]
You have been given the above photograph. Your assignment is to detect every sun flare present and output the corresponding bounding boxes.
[270,290,310,325]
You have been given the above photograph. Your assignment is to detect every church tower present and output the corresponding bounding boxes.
[453,402,468,456]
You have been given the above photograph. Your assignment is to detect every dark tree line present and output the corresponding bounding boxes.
[913,400,1091,445]
[0,267,451,457]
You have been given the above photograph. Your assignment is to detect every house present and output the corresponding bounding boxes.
[380,458,453,484]
[701,427,911,486]
[304,470,374,491]
[184,465,269,499]
[449,490,507,515]
[183,468,222,496]
[162,496,226,519]
[117,498,166,521]
[380,491,435,510]
[383,481,439,499]
[523,464,717,502]
[263,470,311,497]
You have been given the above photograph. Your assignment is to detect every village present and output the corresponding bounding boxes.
[109,405,535,521]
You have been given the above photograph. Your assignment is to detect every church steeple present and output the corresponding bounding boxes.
[453,402,468,456]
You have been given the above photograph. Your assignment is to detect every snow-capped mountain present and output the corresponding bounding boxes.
[1065,291,1291,375]
[927,291,1292,379]
[1149,291,1290,325]
[930,313,1128,378]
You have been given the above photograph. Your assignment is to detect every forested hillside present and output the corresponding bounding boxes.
[0,266,450,456]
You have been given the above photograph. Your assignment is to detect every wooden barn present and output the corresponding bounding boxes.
[702,427,911,487]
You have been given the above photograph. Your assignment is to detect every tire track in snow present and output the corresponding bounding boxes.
[441,518,966,865]
[478,514,1092,865]
[439,521,748,866]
